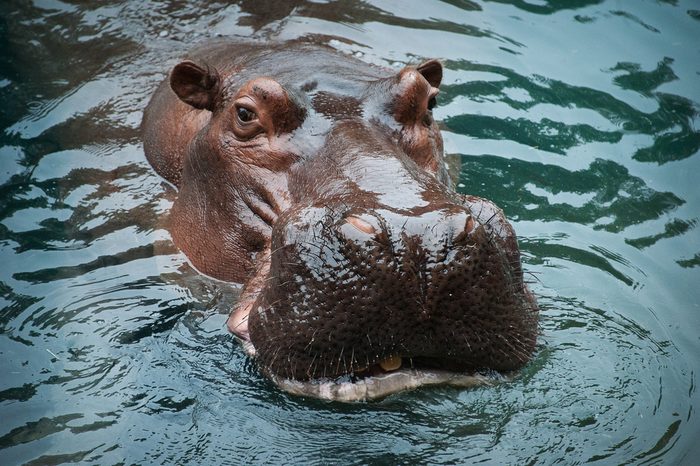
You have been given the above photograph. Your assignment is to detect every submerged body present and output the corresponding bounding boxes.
[142,39,538,401]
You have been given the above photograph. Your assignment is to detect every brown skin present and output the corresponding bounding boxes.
[142,39,538,385]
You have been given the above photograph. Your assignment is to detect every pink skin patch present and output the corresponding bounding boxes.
[227,251,271,349]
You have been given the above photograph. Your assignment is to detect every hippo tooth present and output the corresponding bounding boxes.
[379,355,402,372]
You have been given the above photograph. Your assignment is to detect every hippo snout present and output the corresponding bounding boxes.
[248,199,538,382]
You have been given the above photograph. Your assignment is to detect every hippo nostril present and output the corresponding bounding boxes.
[339,214,379,243]
[346,215,376,235]
[452,214,476,244]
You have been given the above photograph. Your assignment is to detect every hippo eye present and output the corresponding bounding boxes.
[236,106,256,123]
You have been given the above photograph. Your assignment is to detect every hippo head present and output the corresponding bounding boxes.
[142,41,538,401]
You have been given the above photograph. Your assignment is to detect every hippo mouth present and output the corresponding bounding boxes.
[272,361,513,402]
[232,324,513,402]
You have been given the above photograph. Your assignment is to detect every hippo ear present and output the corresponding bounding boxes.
[170,60,221,111]
[417,59,442,88]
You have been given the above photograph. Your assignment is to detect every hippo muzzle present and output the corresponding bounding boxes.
[142,40,538,401]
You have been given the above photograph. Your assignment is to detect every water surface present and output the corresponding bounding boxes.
[1,0,699,464]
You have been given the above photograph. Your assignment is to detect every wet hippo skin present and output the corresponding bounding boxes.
[142,39,538,401]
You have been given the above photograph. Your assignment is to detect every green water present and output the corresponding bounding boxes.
[1,0,699,464]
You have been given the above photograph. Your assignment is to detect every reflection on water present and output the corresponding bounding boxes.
[459,155,684,233]
[1,0,699,464]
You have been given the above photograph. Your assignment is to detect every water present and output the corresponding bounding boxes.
[1,0,699,464]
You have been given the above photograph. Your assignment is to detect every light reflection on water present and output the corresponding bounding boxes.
[1,0,699,464]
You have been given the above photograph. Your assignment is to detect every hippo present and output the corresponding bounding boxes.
[142,39,538,401]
